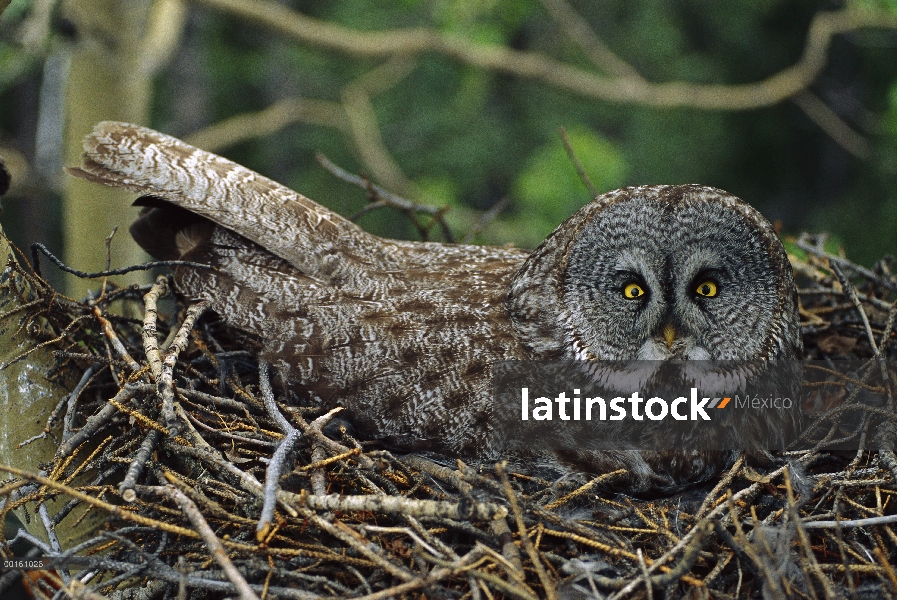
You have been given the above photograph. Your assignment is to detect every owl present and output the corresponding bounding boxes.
[68,122,803,494]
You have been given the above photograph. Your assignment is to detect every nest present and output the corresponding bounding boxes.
[1,231,897,600]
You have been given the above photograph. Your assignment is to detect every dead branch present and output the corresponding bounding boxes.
[316,152,456,242]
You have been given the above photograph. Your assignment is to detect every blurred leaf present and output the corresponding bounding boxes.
[853,0,897,17]
[513,127,628,225]
[887,81,897,136]
[0,0,30,23]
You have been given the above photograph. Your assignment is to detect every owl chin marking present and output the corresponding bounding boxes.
[636,337,712,361]
[573,356,761,399]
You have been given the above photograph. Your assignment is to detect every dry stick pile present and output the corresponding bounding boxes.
[1,229,897,600]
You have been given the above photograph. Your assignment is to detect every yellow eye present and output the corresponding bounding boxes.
[624,283,645,299]
[695,281,718,297]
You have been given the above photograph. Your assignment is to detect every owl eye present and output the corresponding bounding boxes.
[623,283,645,299]
[695,280,718,297]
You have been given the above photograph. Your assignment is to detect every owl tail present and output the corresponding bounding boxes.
[65,121,379,287]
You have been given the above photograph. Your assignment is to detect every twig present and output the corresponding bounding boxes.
[796,235,897,292]
[490,515,524,574]
[784,467,837,600]
[636,548,654,600]
[399,454,473,495]
[56,384,141,458]
[164,440,298,518]
[151,481,261,600]
[0,313,91,371]
[142,275,170,381]
[286,490,508,521]
[97,226,119,302]
[256,361,301,541]
[306,408,343,497]
[17,365,98,449]
[558,127,598,197]
[874,547,897,596]
[119,429,162,503]
[283,405,375,470]
[496,461,558,600]
[802,514,897,529]
[159,301,207,435]
[316,152,455,243]
[831,262,897,483]
[92,306,141,371]
[30,242,213,279]
[349,546,485,600]
[0,465,201,538]
[695,455,745,519]
[542,468,625,511]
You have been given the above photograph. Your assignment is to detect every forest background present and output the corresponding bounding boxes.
[0,0,896,297]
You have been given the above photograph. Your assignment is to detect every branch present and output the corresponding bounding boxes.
[316,152,455,242]
[341,59,418,195]
[183,97,348,153]
[538,0,643,80]
[152,482,261,600]
[190,0,897,110]
[791,90,872,158]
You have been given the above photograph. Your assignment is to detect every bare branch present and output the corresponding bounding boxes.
[316,152,456,242]
[183,97,348,153]
[191,0,897,110]
[559,127,598,198]
[539,0,644,80]
[153,482,261,600]
[791,91,872,158]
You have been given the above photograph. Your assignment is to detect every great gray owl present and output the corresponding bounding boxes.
[67,122,803,494]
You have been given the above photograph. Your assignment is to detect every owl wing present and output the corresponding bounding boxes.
[65,121,387,289]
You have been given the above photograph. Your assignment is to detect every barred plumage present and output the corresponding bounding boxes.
[69,122,802,493]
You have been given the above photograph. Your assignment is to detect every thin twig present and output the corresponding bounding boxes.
[496,461,558,600]
[119,429,162,503]
[159,301,207,435]
[30,242,213,279]
[558,126,598,197]
[142,275,170,381]
[316,152,456,242]
[152,481,261,600]
[256,361,301,540]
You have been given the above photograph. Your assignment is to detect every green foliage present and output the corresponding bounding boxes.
[150,0,896,261]
[887,81,897,136]
[1,0,896,264]
[782,235,844,263]
[507,127,627,247]
[854,0,897,17]
[0,0,32,23]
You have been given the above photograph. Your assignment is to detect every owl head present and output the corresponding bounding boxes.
[507,184,802,363]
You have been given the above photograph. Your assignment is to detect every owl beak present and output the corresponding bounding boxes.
[662,324,677,349]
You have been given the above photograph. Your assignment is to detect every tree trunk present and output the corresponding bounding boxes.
[60,0,155,298]
[0,224,107,548]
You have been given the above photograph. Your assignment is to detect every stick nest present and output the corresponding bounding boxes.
[2,231,897,600]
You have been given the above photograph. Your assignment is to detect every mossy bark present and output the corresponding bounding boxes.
[0,223,106,548]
